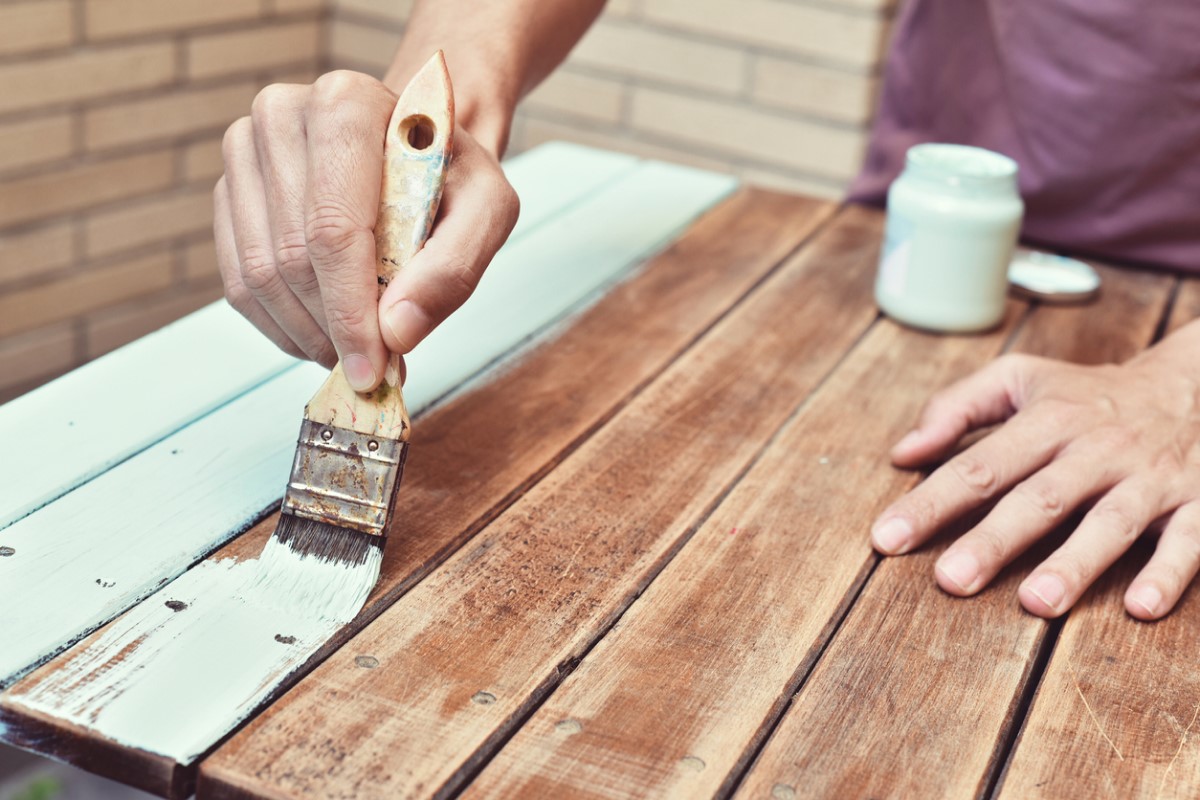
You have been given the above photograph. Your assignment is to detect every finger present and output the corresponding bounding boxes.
[214,178,305,360]
[304,71,395,390]
[250,84,329,336]
[933,454,1121,595]
[872,412,1067,554]
[224,117,336,366]
[1019,478,1168,618]
[378,132,520,354]
[1125,502,1200,620]
[891,353,1046,467]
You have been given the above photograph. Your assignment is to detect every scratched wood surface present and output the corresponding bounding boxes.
[2,186,833,797]
[463,207,1027,800]
[4,154,1197,800]
[996,282,1200,800]
[197,204,882,799]
[732,263,1178,800]
[0,146,735,691]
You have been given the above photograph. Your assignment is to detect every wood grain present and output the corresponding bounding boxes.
[731,262,1176,799]
[1168,276,1200,334]
[996,542,1200,799]
[0,151,732,690]
[4,188,835,797]
[461,208,1031,800]
[998,272,1200,799]
[197,204,881,800]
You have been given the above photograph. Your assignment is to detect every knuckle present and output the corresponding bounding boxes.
[1090,502,1142,544]
[969,525,1011,565]
[310,70,374,111]
[1016,480,1066,521]
[324,302,370,343]
[274,240,314,286]
[949,456,998,498]
[238,246,279,294]
[305,202,364,258]
[223,283,254,315]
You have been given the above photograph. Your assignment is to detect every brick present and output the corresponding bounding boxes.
[268,0,326,11]
[85,189,214,259]
[0,151,174,228]
[86,284,223,358]
[642,0,888,71]
[752,55,879,125]
[0,1,73,56]
[0,114,74,175]
[183,136,227,183]
[188,20,322,80]
[0,249,174,338]
[335,0,412,24]
[739,165,844,199]
[85,0,262,40]
[516,116,732,175]
[0,222,75,285]
[0,42,175,115]
[570,20,747,94]
[629,87,866,179]
[0,323,76,394]
[524,69,625,125]
[328,17,398,73]
[85,81,259,151]
[183,238,221,283]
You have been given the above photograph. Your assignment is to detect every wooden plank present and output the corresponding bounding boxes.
[731,262,1175,799]
[462,209,1031,800]
[0,303,296,532]
[0,157,735,689]
[196,204,882,800]
[3,188,836,797]
[996,542,1200,799]
[1168,276,1200,334]
[0,141,630,535]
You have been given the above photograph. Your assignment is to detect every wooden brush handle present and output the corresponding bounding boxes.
[303,52,455,441]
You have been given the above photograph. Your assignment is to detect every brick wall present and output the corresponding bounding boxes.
[330,0,897,197]
[0,0,322,402]
[0,0,895,403]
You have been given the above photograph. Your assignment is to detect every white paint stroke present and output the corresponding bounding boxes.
[0,142,634,536]
[12,537,381,764]
[1,148,736,763]
[0,304,298,532]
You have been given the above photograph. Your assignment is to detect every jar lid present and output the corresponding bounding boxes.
[1008,249,1101,303]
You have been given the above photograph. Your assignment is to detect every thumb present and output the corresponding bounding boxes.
[892,353,1039,466]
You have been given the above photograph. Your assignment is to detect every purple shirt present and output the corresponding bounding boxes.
[850,0,1200,272]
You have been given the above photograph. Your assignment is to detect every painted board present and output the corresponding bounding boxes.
[0,142,633,535]
[0,151,737,761]
[196,205,880,800]
[5,188,834,798]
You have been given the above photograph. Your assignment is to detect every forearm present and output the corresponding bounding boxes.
[385,0,605,157]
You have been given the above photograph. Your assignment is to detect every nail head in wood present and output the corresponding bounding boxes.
[0,546,14,556]
[471,691,497,706]
[355,656,379,669]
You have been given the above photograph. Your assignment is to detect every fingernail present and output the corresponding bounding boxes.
[343,353,377,392]
[937,551,980,593]
[383,300,432,353]
[1026,573,1067,613]
[872,516,913,554]
[894,430,923,452]
[1130,585,1162,617]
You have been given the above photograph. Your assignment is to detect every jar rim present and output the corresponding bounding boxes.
[906,143,1018,183]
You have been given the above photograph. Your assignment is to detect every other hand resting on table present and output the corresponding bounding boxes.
[871,320,1200,620]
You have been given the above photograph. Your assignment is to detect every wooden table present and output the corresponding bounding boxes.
[2,142,1198,799]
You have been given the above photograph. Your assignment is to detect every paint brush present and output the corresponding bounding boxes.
[256,52,454,600]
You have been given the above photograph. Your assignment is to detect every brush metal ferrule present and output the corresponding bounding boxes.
[281,419,408,537]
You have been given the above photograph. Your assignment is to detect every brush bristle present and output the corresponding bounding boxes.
[272,514,382,566]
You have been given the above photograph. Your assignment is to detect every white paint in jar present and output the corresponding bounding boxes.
[875,143,1024,332]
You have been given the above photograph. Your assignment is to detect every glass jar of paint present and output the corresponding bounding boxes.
[875,143,1024,332]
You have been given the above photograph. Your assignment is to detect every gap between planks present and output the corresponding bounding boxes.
[3,188,838,799]
[197,203,885,799]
